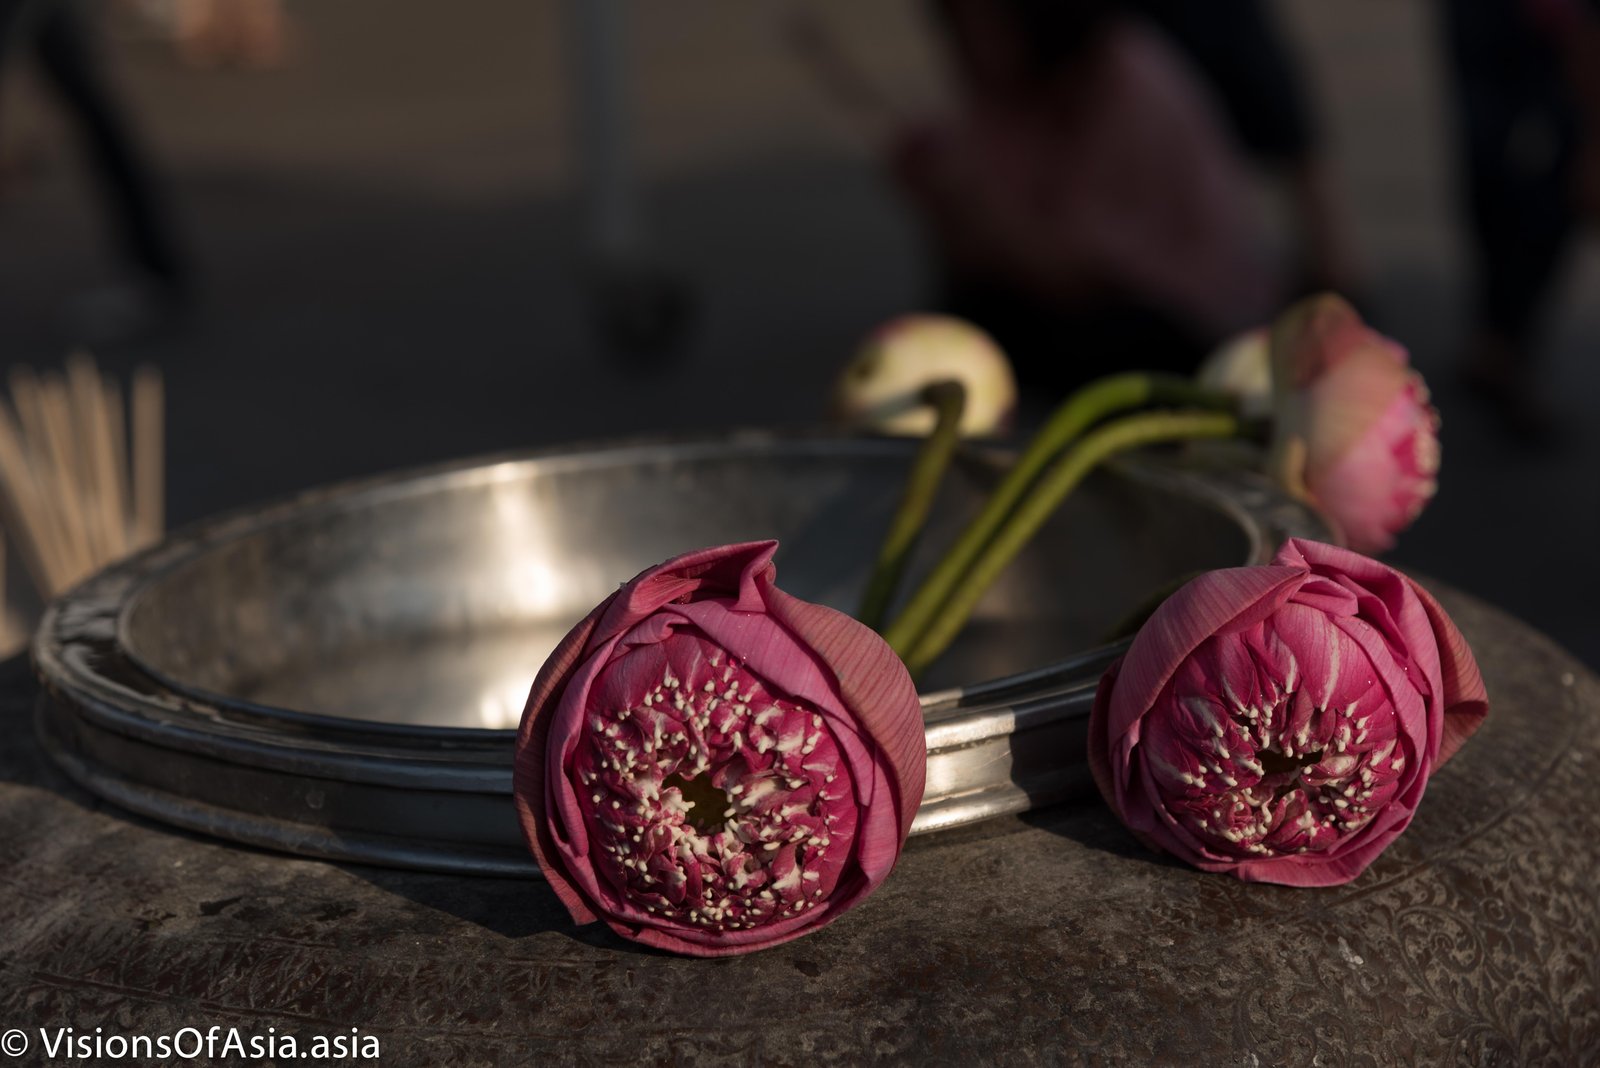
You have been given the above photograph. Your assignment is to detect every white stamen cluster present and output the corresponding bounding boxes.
[573,641,856,933]
[1156,644,1404,859]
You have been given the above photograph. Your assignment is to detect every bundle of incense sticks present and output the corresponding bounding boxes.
[0,355,164,652]
[0,538,21,657]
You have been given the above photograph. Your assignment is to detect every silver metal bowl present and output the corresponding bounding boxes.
[33,433,1327,875]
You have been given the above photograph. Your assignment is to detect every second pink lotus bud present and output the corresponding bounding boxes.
[1267,295,1441,553]
[1089,538,1488,887]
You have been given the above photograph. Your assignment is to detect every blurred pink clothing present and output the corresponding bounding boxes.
[1524,0,1587,31]
[895,20,1276,339]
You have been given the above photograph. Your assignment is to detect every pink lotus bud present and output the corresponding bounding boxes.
[834,314,1017,436]
[514,541,926,956]
[1088,538,1488,887]
[1268,294,1440,552]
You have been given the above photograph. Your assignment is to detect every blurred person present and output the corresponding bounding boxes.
[1441,0,1581,440]
[784,0,1279,394]
[0,0,189,342]
[1555,1,1600,221]
[170,0,289,71]
[1129,0,1358,296]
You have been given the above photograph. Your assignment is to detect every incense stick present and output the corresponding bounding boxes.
[0,358,166,623]
[0,398,67,594]
[133,366,164,551]
[68,356,112,559]
[4,366,80,583]
[39,374,97,582]
[103,376,132,549]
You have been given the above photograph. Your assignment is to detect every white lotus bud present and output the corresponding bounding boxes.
[834,315,1017,437]
[1195,327,1272,418]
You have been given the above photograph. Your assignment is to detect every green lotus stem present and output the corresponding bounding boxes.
[899,410,1241,677]
[882,373,1233,659]
[857,380,967,632]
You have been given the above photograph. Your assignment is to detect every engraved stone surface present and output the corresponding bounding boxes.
[2,587,1597,1066]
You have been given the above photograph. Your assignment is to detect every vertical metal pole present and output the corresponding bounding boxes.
[567,0,639,266]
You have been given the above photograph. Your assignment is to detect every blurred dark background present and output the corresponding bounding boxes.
[1,0,1596,665]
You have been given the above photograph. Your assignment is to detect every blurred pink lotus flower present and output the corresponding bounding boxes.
[1089,538,1487,887]
[515,541,925,956]
[1268,294,1441,553]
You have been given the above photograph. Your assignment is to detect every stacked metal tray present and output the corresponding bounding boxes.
[32,433,1326,875]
